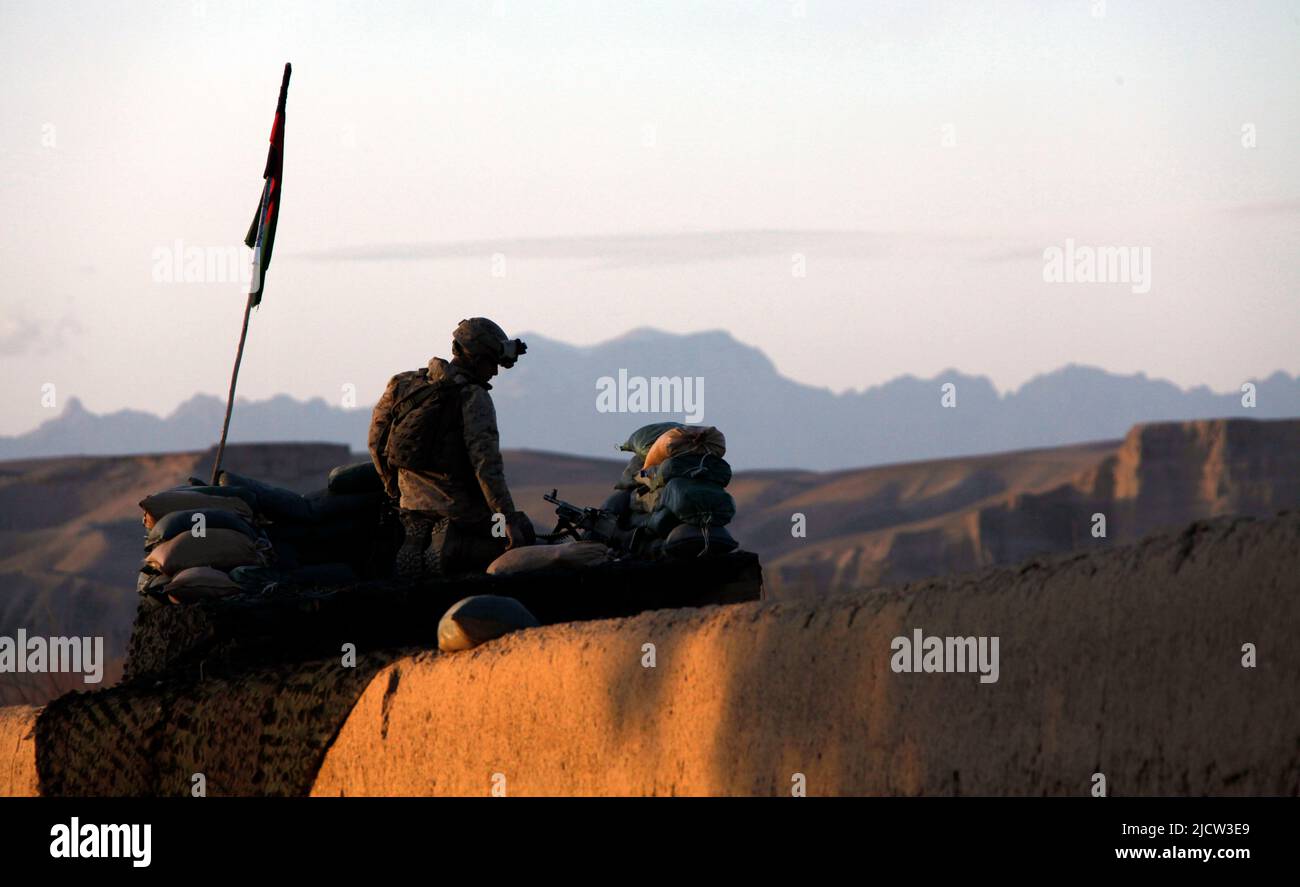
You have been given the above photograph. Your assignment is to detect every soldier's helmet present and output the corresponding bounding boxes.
[452,317,527,368]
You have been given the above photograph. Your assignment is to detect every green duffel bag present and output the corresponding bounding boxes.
[327,461,384,495]
[618,422,684,457]
[659,477,736,528]
[642,452,732,491]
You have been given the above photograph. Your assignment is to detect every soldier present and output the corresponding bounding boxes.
[369,317,536,579]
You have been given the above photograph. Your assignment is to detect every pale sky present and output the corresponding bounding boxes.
[1,0,1297,437]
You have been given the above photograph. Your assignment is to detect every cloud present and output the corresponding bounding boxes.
[296,229,903,269]
[0,314,41,356]
[0,311,80,356]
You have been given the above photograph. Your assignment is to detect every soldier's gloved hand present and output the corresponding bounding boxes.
[504,510,536,549]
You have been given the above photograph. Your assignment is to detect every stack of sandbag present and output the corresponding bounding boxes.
[635,425,739,557]
[135,461,394,602]
[220,461,387,585]
[137,485,271,603]
[616,422,683,515]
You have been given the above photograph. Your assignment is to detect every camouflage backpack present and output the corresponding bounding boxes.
[381,370,476,474]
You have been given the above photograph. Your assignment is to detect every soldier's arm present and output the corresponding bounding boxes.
[460,386,516,516]
[369,376,401,499]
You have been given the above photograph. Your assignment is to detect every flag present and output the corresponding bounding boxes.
[245,63,291,307]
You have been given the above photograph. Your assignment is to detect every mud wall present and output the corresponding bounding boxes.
[0,706,38,797]
[313,512,1300,796]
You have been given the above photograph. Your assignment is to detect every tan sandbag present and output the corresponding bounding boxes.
[642,426,726,470]
[144,529,269,576]
[486,541,612,575]
[164,566,242,604]
[140,490,254,523]
[167,565,240,590]
[437,595,540,652]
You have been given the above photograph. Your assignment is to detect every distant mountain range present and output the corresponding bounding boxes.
[2,328,1297,470]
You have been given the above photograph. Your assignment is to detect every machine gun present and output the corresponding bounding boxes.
[543,489,643,554]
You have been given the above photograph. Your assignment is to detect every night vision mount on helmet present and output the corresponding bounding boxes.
[452,317,527,368]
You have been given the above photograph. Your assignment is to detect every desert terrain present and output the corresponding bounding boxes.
[3,417,1298,707]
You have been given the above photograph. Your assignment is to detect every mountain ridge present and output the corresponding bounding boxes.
[3,328,1297,470]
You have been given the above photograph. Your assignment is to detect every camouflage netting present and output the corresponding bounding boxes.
[124,551,763,681]
[36,651,401,797]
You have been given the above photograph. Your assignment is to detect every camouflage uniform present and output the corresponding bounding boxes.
[370,356,517,579]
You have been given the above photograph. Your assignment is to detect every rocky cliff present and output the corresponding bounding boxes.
[767,418,1300,595]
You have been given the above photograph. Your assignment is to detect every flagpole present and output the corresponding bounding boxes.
[208,62,290,486]
[210,292,255,485]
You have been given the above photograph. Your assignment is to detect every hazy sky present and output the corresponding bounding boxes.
[1,0,1297,437]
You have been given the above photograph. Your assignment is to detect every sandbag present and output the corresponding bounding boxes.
[437,595,540,653]
[641,452,732,491]
[614,452,646,491]
[327,461,384,495]
[601,489,632,516]
[619,422,684,458]
[643,426,726,470]
[663,523,739,558]
[646,505,681,538]
[163,566,241,604]
[140,490,254,523]
[658,477,736,527]
[144,528,270,575]
[486,541,612,575]
[145,508,259,548]
[218,471,314,522]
